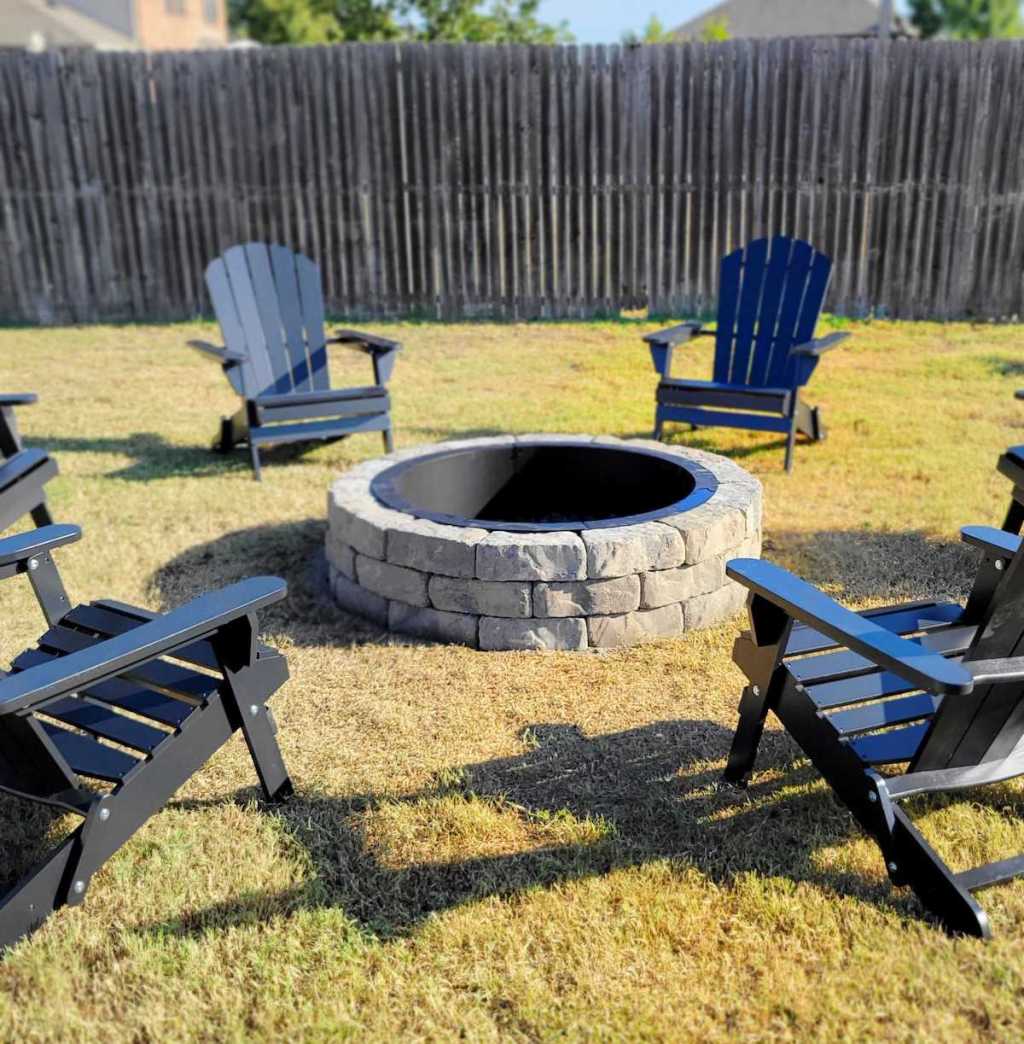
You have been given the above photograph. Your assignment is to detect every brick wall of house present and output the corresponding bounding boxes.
[134,0,228,50]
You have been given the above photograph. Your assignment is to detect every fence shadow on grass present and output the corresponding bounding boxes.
[141,717,952,944]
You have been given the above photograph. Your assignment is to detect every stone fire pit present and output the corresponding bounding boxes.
[326,435,761,650]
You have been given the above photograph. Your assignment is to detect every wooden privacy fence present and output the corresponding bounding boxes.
[2,39,1024,325]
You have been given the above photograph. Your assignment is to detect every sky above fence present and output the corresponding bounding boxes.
[540,0,909,43]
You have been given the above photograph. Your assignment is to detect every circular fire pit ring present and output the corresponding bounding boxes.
[370,439,718,532]
[327,435,762,651]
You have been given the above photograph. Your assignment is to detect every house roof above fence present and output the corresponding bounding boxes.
[675,0,886,39]
[0,0,134,50]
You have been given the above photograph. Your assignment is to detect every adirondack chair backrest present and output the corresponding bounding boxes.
[913,545,1024,771]
[205,243,331,399]
[713,236,832,389]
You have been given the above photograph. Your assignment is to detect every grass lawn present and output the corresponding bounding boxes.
[0,317,1022,1040]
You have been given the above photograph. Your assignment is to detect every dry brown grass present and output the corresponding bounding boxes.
[0,317,1021,1041]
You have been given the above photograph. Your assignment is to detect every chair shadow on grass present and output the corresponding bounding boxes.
[140,717,961,944]
[983,353,1024,379]
[28,432,242,482]
[29,433,332,482]
[766,527,979,607]
[129,521,991,940]
[148,518,391,648]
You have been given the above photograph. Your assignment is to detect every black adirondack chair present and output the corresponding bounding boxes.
[190,243,399,480]
[722,519,1024,937]
[0,394,57,531]
[644,236,849,472]
[998,443,1024,534]
[0,524,292,950]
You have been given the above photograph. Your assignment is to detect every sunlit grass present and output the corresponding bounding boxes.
[0,317,1021,1040]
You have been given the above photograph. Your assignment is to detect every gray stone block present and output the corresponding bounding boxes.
[587,604,684,649]
[636,521,687,569]
[428,576,532,618]
[476,531,587,581]
[327,497,387,560]
[387,517,487,578]
[388,602,478,646]
[581,526,648,578]
[534,574,641,617]
[331,572,388,626]
[640,556,725,609]
[326,537,356,580]
[478,616,588,651]
[355,555,429,607]
[684,583,748,630]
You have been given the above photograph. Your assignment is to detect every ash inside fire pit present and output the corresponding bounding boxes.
[370,440,714,531]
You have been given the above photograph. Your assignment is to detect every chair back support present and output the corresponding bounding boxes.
[713,236,832,389]
[914,546,1024,771]
[205,243,331,399]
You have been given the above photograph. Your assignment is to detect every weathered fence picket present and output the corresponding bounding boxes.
[1,39,1024,325]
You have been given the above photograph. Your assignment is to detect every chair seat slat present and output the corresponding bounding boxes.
[40,723,140,783]
[846,722,929,765]
[826,693,940,736]
[12,647,196,727]
[34,626,219,702]
[788,625,977,686]
[787,601,964,657]
[43,697,168,753]
[65,603,220,672]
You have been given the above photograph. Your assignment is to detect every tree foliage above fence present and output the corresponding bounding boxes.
[2,40,1024,325]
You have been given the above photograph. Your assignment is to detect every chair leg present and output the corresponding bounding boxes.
[888,806,991,938]
[249,442,262,481]
[383,426,394,454]
[784,420,797,473]
[214,417,233,454]
[30,502,53,527]
[1003,496,1024,535]
[723,684,772,783]
[653,407,664,441]
[239,706,293,802]
[810,405,826,441]
[0,833,79,951]
[793,399,824,441]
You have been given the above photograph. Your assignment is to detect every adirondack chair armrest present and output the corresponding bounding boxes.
[789,331,851,357]
[961,525,1021,560]
[328,329,401,354]
[187,340,247,366]
[642,322,705,348]
[0,393,38,407]
[0,524,81,570]
[726,558,976,696]
[642,323,708,377]
[965,656,1024,685]
[0,576,287,716]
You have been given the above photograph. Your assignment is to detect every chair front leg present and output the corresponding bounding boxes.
[724,594,792,783]
[1003,494,1024,535]
[212,614,292,801]
[372,347,399,386]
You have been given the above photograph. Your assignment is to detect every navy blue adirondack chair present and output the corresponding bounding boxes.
[189,243,399,480]
[644,236,849,472]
